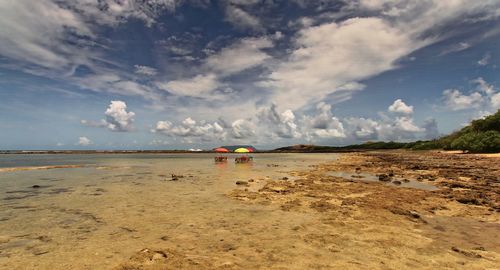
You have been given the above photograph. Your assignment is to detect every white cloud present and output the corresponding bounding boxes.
[224,4,262,31]
[440,42,471,55]
[345,117,380,140]
[204,37,273,76]
[388,99,413,114]
[261,17,422,110]
[152,117,227,142]
[257,104,301,139]
[0,0,183,74]
[158,74,221,99]
[442,89,484,111]
[105,101,136,131]
[82,100,135,131]
[303,103,346,139]
[134,65,158,76]
[77,136,92,146]
[0,0,93,71]
[63,0,181,27]
[491,93,500,110]
[230,119,255,139]
[345,99,424,141]
[442,78,500,113]
[422,117,439,140]
[156,36,273,101]
[477,53,491,66]
[473,77,495,95]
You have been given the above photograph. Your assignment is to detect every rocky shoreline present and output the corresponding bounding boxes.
[115,150,499,269]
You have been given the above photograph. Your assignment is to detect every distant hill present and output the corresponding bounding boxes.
[274,109,500,153]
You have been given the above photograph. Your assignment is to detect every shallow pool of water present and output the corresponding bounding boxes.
[327,171,439,191]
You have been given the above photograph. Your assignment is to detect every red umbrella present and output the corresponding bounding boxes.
[246,148,254,152]
[214,147,230,153]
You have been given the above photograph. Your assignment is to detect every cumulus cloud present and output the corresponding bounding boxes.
[77,136,92,146]
[473,77,495,95]
[345,117,380,140]
[388,99,414,114]
[230,119,255,139]
[257,104,301,139]
[82,100,135,132]
[422,118,439,140]
[303,103,346,139]
[152,117,227,142]
[105,101,136,131]
[443,89,484,111]
[491,93,500,110]
[345,99,424,141]
[441,78,500,116]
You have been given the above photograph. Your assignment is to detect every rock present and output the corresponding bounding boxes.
[457,197,481,205]
[32,185,41,188]
[171,174,184,181]
[235,180,249,186]
[282,177,289,180]
[451,246,482,258]
[392,180,402,185]
[378,174,391,182]
[160,236,169,241]
[389,207,424,222]
[408,211,420,219]
[402,179,410,183]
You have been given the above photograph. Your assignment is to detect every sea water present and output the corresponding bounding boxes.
[0,153,337,269]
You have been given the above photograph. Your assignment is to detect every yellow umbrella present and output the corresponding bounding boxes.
[234,147,250,153]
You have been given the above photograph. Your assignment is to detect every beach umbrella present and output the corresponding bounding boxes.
[214,147,230,153]
[234,147,250,153]
[246,147,254,152]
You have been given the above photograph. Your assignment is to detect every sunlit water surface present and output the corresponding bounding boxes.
[0,153,338,269]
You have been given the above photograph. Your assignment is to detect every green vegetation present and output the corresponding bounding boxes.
[434,109,500,153]
[275,109,500,153]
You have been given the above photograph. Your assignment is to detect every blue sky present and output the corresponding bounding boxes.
[0,0,499,150]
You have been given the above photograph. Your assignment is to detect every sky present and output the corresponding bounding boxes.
[0,0,499,150]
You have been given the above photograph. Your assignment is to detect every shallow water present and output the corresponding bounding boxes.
[0,153,338,269]
[327,171,439,191]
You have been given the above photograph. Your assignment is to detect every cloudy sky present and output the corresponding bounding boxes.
[1,0,499,150]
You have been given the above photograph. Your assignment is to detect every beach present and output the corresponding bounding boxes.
[0,151,498,269]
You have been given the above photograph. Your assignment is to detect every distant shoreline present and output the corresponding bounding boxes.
[0,149,368,154]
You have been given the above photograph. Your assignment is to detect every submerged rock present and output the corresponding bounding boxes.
[377,174,392,182]
[235,180,249,186]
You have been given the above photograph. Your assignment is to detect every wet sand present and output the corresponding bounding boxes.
[1,152,498,269]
